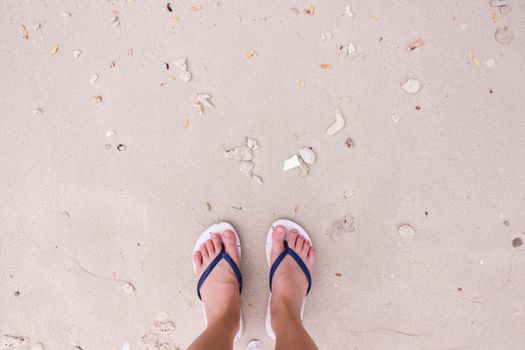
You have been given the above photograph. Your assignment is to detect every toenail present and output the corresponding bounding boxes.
[223,230,232,238]
[212,233,218,238]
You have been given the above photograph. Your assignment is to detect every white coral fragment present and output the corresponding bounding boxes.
[326,108,345,136]
[401,78,421,94]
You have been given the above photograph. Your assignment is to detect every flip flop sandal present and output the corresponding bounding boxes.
[193,222,243,341]
[265,218,313,340]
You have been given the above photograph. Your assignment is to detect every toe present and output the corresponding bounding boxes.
[302,240,311,256]
[307,247,316,268]
[194,251,203,270]
[211,233,222,252]
[200,244,209,259]
[222,230,240,266]
[295,235,305,251]
[288,229,298,247]
[271,225,287,262]
[205,239,215,256]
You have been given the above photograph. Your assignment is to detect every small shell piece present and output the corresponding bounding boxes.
[51,44,60,55]
[408,38,425,51]
[298,147,316,165]
[344,5,354,18]
[122,282,135,293]
[401,78,421,94]
[31,343,46,350]
[173,58,188,71]
[239,161,255,177]
[244,137,259,150]
[326,108,345,136]
[224,145,253,161]
[246,50,256,59]
[490,0,507,7]
[196,93,214,109]
[21,25,29,39]
[495,26,513,45]
[397,224,415,238]
[283,155,301,171]
[179,70,192,82]
[122,343,131,350]
[73,49,82,59]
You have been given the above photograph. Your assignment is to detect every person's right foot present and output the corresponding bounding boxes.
[269,225,316,325]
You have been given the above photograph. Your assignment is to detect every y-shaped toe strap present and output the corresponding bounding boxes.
[197,243,243,300]
[269,240,312,295]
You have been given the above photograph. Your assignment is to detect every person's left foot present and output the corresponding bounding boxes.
[193,230,241,330]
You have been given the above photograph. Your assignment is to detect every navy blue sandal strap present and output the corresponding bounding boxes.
[197,243,242,300]
[269,240,312,295]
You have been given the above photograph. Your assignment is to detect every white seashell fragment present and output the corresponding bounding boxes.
[326,108,345,136]
[244,137,259,150]
[73,49,82,59]
[490,0,507,7]
[196,93,214,109]
[252,174,263,184]
[390,114,400,122]
[111,15,120,27]
[247,340,263,350]
[31,343,46,350]
[89,74,99,84]
[283,155,301,171]
[239,161,255,177]
[344,191,354,199]
[495,26,513,45]
[320,31,333,41]
[344,5,354,18]
[106,130,116,138]
[398,224,415,238]
[122,343,131,350]
[154,319,176,334]
[33,108,44,115]
[401,78,421,94]
[486,58,496,67]
[224,146,253,161]
[173,58,188,71]
[121,282,135,293]
[298,147,316,165]
[179,70,192,82]
[62,12,71,17]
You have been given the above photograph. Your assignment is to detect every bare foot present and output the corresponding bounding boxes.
[269,225,316,325]
[194,230,241,330]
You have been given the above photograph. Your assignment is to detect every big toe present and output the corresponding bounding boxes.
[271,225,287,262]
[222,229,240,266]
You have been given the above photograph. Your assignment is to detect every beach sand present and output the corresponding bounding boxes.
[1,0,524,349]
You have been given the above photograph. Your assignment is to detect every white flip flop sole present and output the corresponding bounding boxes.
[265,218,312,340]
[193,222,243,342]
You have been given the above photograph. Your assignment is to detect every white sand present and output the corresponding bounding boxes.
[1,1,524,349]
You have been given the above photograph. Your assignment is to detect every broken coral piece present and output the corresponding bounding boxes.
[173,58,188,71]
[252,174,263,184]
[239,161,255,177]
[244,137,259,150]
[326,108,345,136]
[401,78,421,94]
[224,145,253,161]
[344,5,354,18]
[194,93,214,114]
